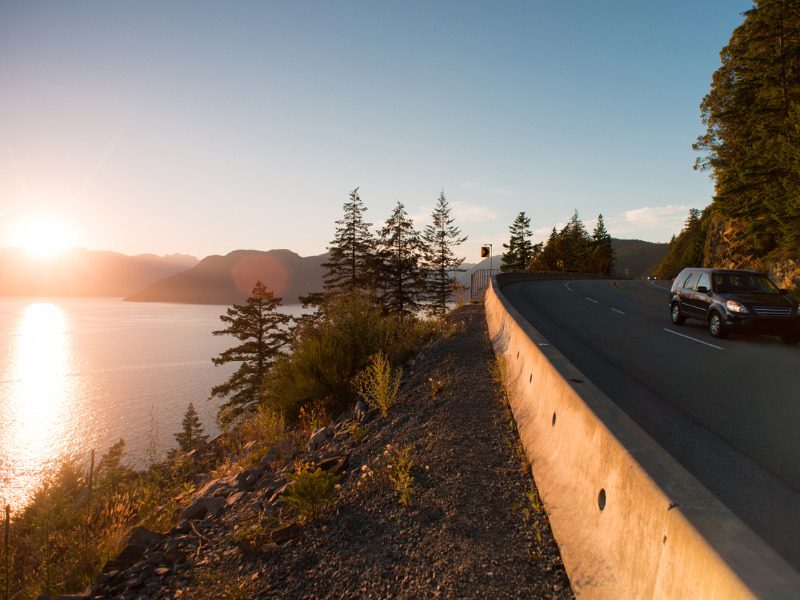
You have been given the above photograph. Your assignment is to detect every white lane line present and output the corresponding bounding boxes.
[663,328,724,351]
[585,297,599,304]
[565,283,574,293]
[610,308,626,315]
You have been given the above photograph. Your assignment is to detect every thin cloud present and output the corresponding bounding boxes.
[452,201,498,224]
[606,204,693,241]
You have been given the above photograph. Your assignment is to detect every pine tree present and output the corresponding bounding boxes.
[501,211,534,272]
[694,0,800,255]
[654,208,709,278]
[590,214,615,274]
[211,281,292,424]
[174,403,208,452]
[423,191,467,316]
[531,227,560,271]
[560,210,592,272]
[375,201,427,317]
[323,187,375,294]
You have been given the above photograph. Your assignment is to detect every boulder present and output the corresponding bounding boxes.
[269,522,303,544]
[307,426,332,451]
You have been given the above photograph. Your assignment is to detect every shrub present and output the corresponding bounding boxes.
[353,352,402,417]
[385,445,415,506]
[284,464,339,522]
[264,292,391,417]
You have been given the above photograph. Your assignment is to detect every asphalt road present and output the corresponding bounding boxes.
[503,278,800,569]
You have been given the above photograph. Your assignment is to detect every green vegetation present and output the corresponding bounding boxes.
[501,211,536,272]
[284,463,340,522]
[528,210,615,275]
[322,187,375,294]
[3,185,464,598]
[173,402,209,454]
[654,208,709,279]
[375,202,427,317]
[656,1,800,285]
[385,445,415,507]
[694,0,800,260]
[211,281,292,425]
[353,351,403,417]
[423,191,467,317]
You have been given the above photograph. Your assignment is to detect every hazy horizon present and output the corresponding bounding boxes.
[1,1,752,260]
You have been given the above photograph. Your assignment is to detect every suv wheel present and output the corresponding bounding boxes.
[708,311,727,339]
[781,333,800,345]
[670,302,685,325]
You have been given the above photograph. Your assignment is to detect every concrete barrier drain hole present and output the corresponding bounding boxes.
[552,412,556,427]
[598,488,607,511]
[529,373,533,383]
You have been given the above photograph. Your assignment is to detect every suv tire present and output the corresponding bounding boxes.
[670,302,686,325]
[708,311,727,339]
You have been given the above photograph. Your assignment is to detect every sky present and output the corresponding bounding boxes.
[0,1,754,260]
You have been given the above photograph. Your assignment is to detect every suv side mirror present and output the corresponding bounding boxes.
[780,289,789,295]
[697,285,709,294]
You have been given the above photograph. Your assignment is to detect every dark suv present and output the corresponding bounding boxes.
[669,268,800,343]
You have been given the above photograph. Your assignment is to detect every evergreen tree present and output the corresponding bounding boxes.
[560,210,592,272]
[323,187,375,294]
[174,403,208,452]
[531,227,561,271]
[501,211,535,272]
[694,0,800,254]
[654,208,710,278]
[211,281,292,424]
[590,214,615,274]
[375,201,427,317]
[423,191,467,316]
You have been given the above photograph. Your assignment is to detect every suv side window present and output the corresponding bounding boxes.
[683,273,699,290]
[696,273,710,290]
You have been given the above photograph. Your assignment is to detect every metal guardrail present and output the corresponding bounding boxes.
[470,269,495,302]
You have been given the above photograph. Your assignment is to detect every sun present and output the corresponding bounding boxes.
[10,215,78,259]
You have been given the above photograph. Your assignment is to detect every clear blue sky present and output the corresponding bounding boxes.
[0,1,753,259]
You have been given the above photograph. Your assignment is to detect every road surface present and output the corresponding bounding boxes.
[503,278,800,569]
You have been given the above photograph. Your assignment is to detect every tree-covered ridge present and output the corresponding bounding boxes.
[692,0,800,287]
[524,210,614,275]
[654,209,710,279]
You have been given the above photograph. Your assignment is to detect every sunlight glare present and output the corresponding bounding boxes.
[1,303,73,506]
[10,215,77,259]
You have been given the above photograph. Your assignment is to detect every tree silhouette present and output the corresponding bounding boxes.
[501,211,534,272]
[211,281,292,424]
[323,187,376,294]
[375,201,427,316]
[174,403,208,452]
[423,191,467,316]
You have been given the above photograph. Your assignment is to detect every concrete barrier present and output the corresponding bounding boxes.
[485,276,800,599]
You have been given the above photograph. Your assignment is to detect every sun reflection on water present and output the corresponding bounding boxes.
[0,303,72,507]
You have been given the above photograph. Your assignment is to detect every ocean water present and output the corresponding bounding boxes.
[0,297,303,508]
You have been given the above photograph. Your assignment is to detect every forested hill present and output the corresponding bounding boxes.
[125,249,327,305]
[0,248,197,297]
[610,239,667,278]
[680,1,800,290]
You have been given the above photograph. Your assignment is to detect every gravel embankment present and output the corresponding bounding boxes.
[92,304,573,599]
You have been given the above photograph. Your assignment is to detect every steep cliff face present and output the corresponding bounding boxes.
[703,212,800,290]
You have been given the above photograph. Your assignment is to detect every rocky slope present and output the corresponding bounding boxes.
[72,305,572,599]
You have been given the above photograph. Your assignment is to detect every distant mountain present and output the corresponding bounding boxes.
[0,248,198,297]
[611,239,668,279]
[126,249,327,305]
